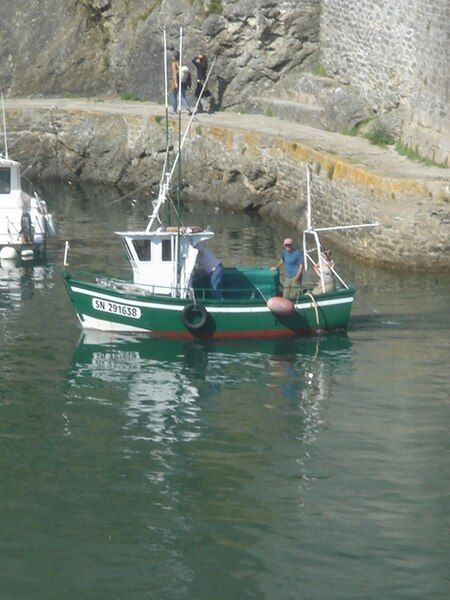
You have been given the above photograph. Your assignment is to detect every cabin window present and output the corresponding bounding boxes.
[0,168,11,194]
[162,239,172,261]
[132,239,151,261]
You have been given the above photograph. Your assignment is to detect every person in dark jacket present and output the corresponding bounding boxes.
[195,243,223,299]
[192,53,212,113]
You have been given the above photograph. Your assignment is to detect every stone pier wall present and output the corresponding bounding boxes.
[5,105,450,270]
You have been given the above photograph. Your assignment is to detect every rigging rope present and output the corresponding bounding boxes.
[304,291,320,326]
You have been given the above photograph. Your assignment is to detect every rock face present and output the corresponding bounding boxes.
[1,1,448,161]
[2,0,447,166]
[0,0,320,106]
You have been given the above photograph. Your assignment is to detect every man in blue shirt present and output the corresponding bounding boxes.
[271,238,304,299]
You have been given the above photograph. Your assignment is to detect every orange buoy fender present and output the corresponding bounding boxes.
[267,296,295,316]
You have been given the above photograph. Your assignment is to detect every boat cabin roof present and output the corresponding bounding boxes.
[0,156,23,194]
[0,156,20,167]
[115,226,214,244]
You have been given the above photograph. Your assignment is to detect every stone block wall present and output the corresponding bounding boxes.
[401,1,449,165]
[320,0,449,165]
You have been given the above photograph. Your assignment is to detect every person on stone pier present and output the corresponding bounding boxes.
[192,53,212,113]
[312,248,336,295]
[271,238,304,299]
[171,51,192,115]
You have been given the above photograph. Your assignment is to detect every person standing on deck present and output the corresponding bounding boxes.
[312,248,336,294]
[195,243,223,300]
[271,238,304,299]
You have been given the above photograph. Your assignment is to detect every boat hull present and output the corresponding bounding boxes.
[63,272,355,339]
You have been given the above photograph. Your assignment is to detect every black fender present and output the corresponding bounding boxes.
[182,302,209,331]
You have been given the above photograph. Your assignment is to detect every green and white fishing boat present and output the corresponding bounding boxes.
[62,29,376,340]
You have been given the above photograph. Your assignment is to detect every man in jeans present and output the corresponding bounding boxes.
[271,238,304,299]
[195,243,224,300]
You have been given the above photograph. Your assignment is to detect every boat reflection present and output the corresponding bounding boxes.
[69,332,353,443]
[0,257,50,303]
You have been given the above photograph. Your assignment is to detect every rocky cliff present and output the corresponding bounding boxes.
[2,1,448,165]
[1,0,320,106]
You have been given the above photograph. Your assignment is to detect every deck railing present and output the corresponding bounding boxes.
[71,271,273,302]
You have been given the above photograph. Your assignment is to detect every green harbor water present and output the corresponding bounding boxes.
[0,183,449,599]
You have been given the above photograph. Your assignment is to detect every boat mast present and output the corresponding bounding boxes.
[306,164,378,235]
[146,34,216,233]
[175,28,184,293]
[176,27,183,233]
[1,93,8,159]
[161,26,171,225]
[303,164,379,285]
[306,164,312,231]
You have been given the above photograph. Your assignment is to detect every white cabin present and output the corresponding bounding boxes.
[116,226,214,297]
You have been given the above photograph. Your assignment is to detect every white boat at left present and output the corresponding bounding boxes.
[0,95,55,261]
[0,154,55,261]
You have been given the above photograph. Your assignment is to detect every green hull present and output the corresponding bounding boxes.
[63,270,355,339]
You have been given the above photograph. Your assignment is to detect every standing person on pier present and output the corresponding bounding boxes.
[192,53,212,113]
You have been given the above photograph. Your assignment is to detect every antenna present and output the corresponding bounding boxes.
[1,93,8,158]
[178,28,183,113]
[163,27,168,113]
[306,164,312,231]
[176,27,183,293]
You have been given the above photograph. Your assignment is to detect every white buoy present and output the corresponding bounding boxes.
[20,248,35,261]
[0,246,17,260]
[0,259,16,272]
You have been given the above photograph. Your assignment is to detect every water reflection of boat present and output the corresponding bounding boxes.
[0,257,50,302]
[69,333,353,442]
[73,330,353,374]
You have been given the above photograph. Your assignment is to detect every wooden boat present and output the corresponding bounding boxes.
[62,29,376,340]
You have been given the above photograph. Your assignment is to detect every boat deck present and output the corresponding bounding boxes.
[72,266,281,303]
